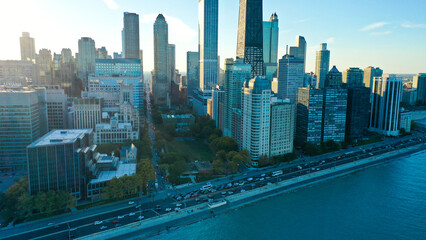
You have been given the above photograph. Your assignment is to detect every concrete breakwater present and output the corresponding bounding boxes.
[82,143,426,240]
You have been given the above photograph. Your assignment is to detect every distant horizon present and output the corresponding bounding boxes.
[0,0,425,74]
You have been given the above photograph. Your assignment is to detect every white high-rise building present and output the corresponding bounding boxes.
[242,76,271,164]
[369,74,402,136]
[270,100,295,157]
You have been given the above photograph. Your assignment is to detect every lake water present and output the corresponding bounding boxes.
[149,150,426,240]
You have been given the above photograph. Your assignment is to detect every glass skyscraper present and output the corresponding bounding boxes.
[186,51,199,99]
[76,37,96,86]
[315,43,330,89]
[263,13,279,82]
[153,14,169,106]
[199,0,219,90]
[237,0,264,77]
[122,12,140,59]
[0,87,48,172]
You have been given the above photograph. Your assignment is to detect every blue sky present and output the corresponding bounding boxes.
[0,0,425,74]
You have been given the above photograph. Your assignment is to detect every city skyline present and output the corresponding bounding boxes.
[0,0,425,74]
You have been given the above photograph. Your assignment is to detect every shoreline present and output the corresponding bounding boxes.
[82,142,426,240]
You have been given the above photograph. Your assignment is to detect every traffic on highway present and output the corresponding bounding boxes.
[2,134,424,240]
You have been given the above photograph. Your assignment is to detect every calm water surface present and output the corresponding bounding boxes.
[149,150,426,240]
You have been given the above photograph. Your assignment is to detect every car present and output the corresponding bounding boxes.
[100,226,108,230]
[259,178,264,181]
[195,198,200,202]
[240,189,246,193]
[165,208,172,212]
[174,207,181,211]
[70,227,78,231]
[128,201,135,205]
[176,203,182,207]
[117,215,124,219]
[137,215,144,220]
[94,221,103,225]
[221,191,227,195]
[192,193,199,198]
[261,174,266,177]
[112,220,120,224]
[129,212,135,216]
[135,204,141,209]
[115,223,121,227]
[155,205,162,211]
[267,182,272,185]
[228,191,233,195]
[47,223,55,226]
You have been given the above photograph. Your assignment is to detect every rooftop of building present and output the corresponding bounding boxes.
[28,129,92,148]
[95,58,141,64]
[95,122,133,130]
[0,87,35,93]
[247,76,271,93]
[89,161,136,184]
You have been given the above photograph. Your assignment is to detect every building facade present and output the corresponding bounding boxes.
[277,54,304,103]
[76,37,96,85]
[270,101,295,157]
[122,12,140,59]
[296,87,324,145]
[322,88,347,143]
[186,51,199,99]
[0,87,48,171]
[263,13,279,82]
[325,65,342,88]
[346,87,371,139]
[413,73,426,104]
[289,36,307,72]
[315,43,330,89]
[94,118,139,144]
[20,32,36,61]
[369,74,402,136]
[27,129,94,199]
[242,77,271,163]
[237,0,264,77]
[343,67,364,87]
[73,98,103,129]
[223,58,251,137]
[0,60,39,86]
[152,14,170,106]
[363,66,383,89]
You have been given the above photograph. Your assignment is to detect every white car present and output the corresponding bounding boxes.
[261,174,266,177]
[128,201,135,205]
[165,208,172,212]
[176,203,182,207]
[240,189,246,193]
[129,212,135,216]
[137,215,144,220]
[247,178,253,181]
[100,226,107,230]
[174,207,181,211]
[117,215,124,219]
[47,223,55,226]
[94,221,103,225]
[135,205,141,209]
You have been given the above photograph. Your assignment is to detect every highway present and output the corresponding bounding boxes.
[1,132,424,240]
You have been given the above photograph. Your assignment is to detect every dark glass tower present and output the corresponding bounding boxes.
[237,0,264,77]
[123,12,140,59]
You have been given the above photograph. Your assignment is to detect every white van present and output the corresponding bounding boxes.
[200,184,213,191]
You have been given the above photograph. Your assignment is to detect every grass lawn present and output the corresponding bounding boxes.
[354,138,383,146]
[167,140,215,162]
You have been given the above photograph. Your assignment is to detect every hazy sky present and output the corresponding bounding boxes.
[0,0,425,74]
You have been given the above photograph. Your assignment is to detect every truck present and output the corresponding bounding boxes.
[208,200,227,209]
[271,170,283,177]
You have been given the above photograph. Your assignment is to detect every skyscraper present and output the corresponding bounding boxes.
[167,44,176,84]
[237,0,264,77]
[76,37,96,86]
[322,88,347,143]
[0,87,48,171]
[242,76,271,163]
[270,100,295,157]
[277,54,304,103]
[413,73,426,104]
[122,12,140,59]
[315,43,330,89]
[363,66,383,89]
[346,86,370,139]
[152,14,169,106]
[223,58,251,137]
[199,0,219,90]
[289,36,307,72]
[296,87,324,145]
[370,74,402,136]
[263,13,279,81]
[36,49,54,85]
[186,51,199,99]
[343,67,364,87]
[325,65,342,88]
[20,32,36,61]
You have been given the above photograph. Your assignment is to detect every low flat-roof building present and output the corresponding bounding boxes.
[94,117,139,144]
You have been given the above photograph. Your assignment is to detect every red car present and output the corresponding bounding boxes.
[112,220,120,224]
[192,193,199,198]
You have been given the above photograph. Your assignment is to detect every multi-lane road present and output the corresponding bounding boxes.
[1,132,424,240]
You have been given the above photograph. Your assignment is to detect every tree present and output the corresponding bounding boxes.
[211,136,238,152]
[303,143,322,156]
[137,158,156,194]
[168,160,188,185]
